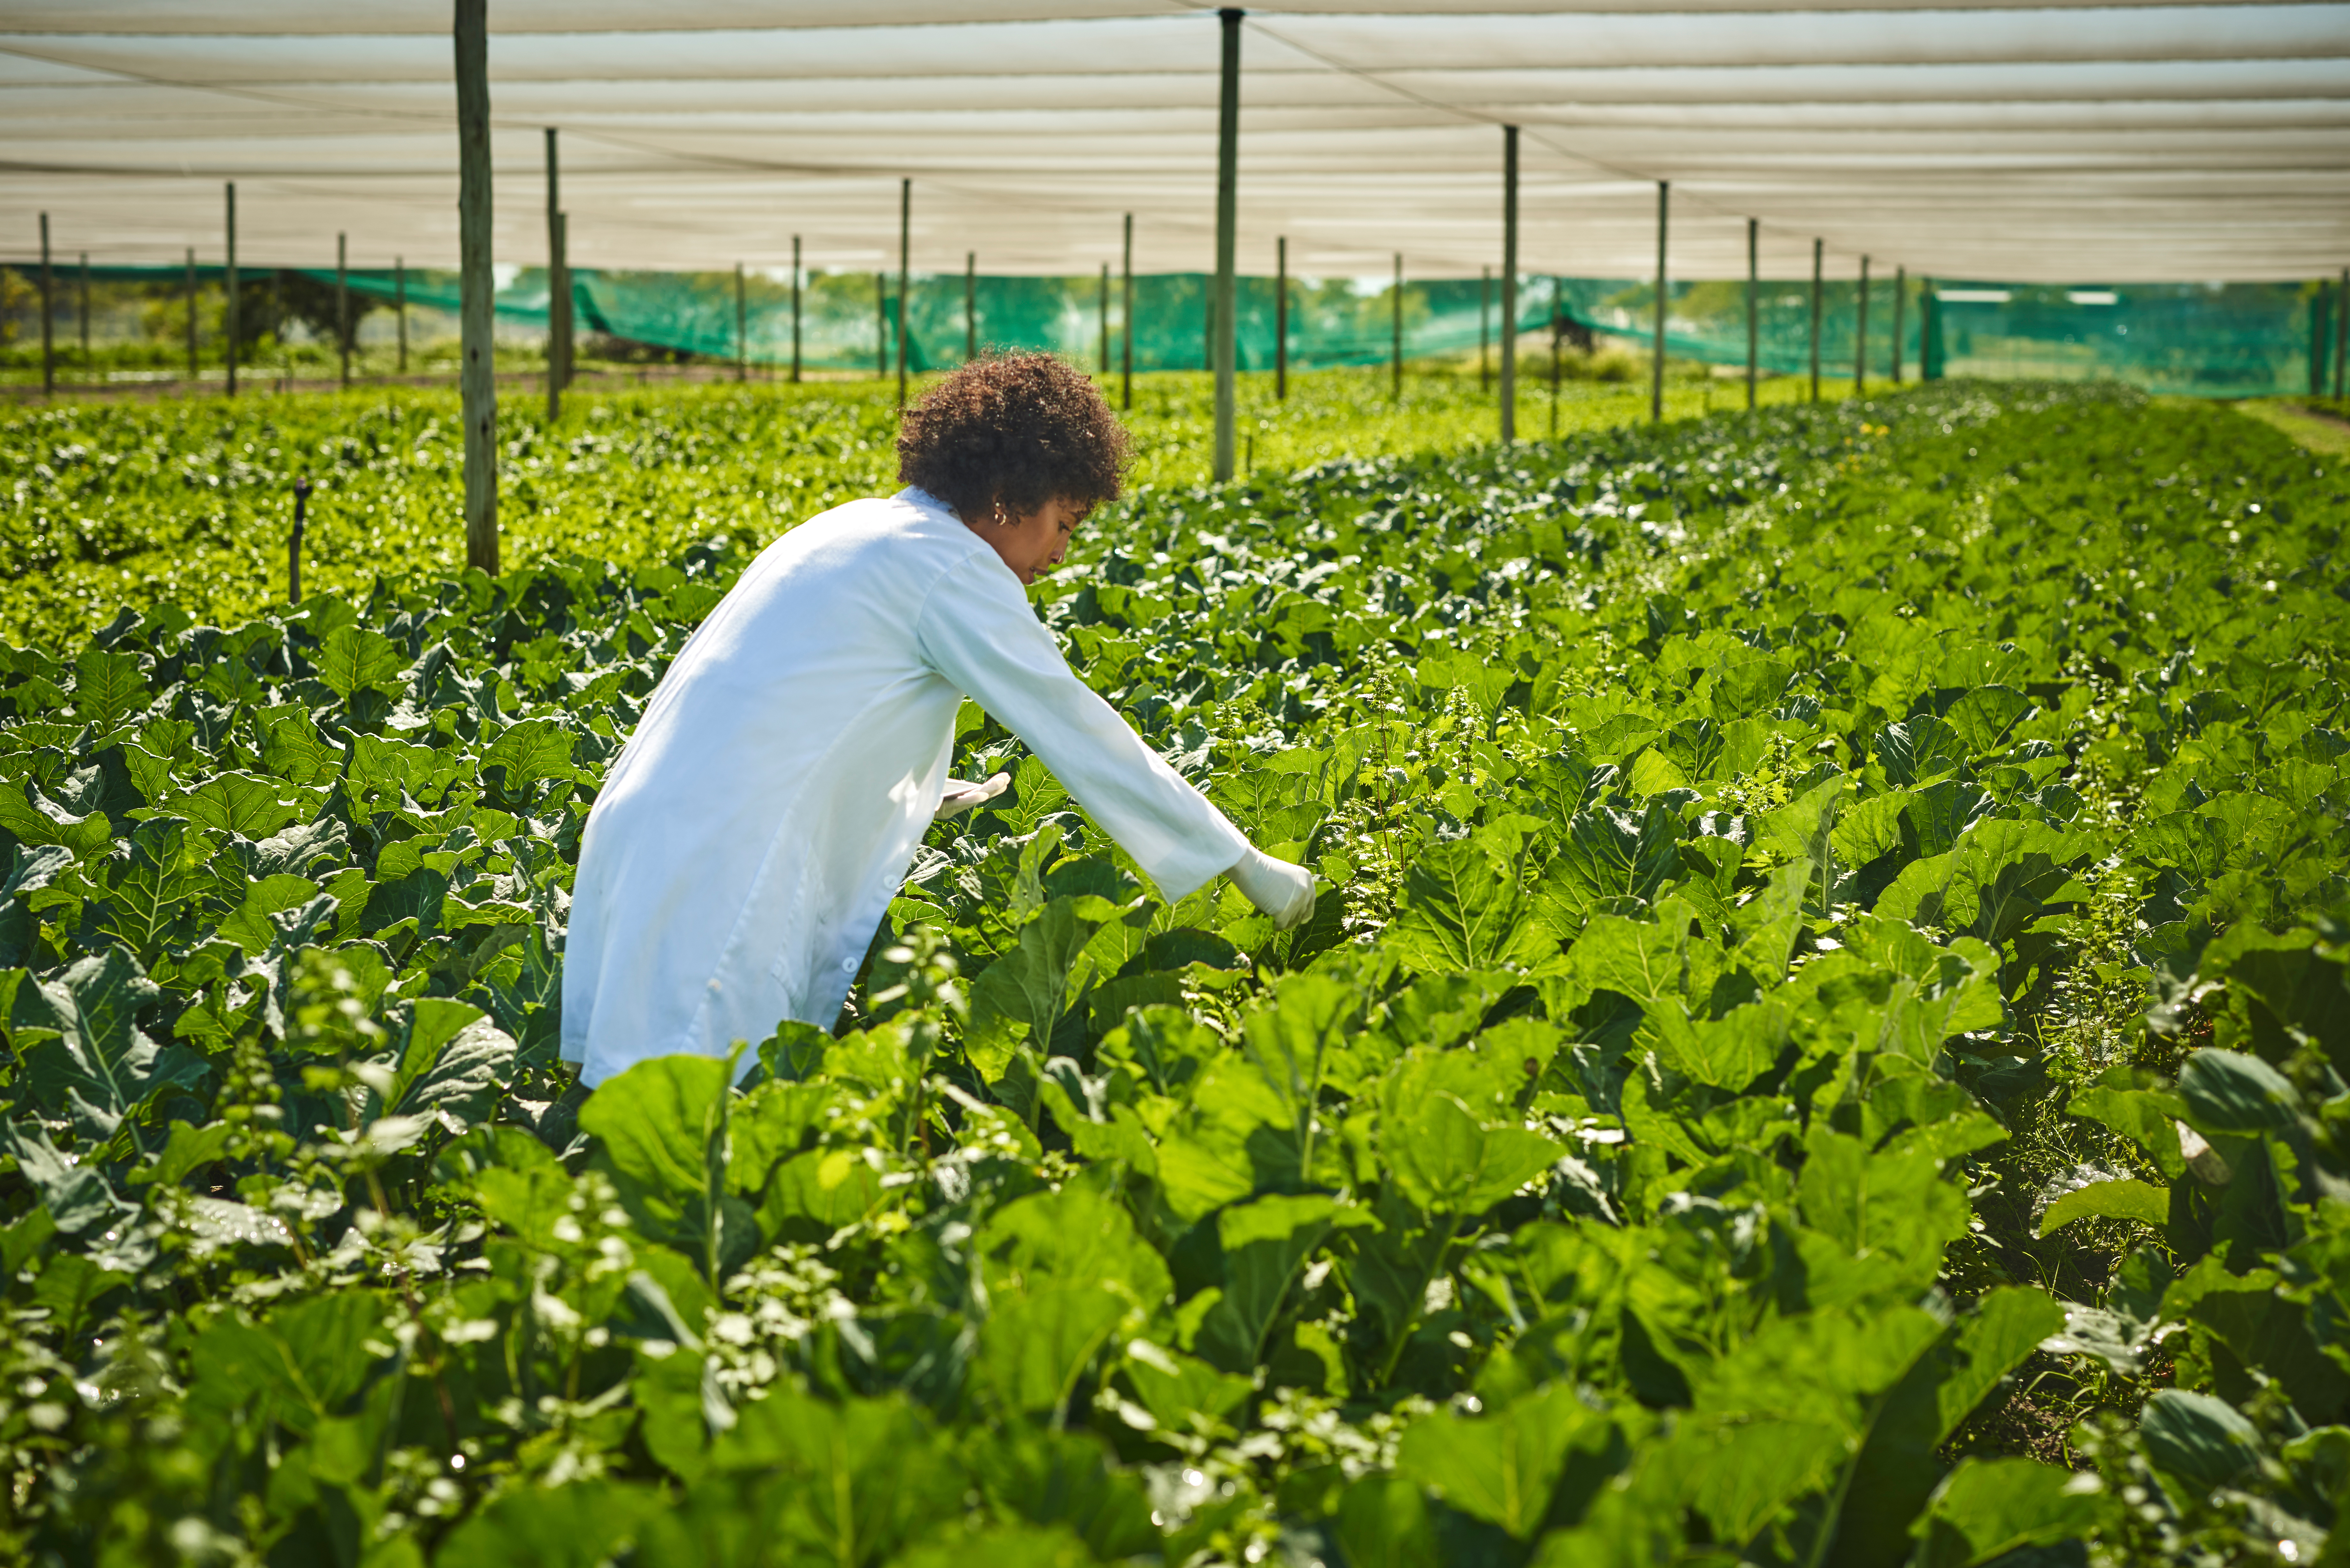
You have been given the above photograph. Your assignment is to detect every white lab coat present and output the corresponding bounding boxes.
[559,486,1247,1087]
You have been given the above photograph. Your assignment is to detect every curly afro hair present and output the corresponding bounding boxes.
[896,351,1131,525]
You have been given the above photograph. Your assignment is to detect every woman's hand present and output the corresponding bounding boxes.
[935,773,1010,820]
[1228,845,1316,930]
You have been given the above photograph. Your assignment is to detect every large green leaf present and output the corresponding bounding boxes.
[1910,1458,2108,1568]
[1395,1383,1611,1540]
[1386,1092,1562,1214]
[1388,839,1550,974]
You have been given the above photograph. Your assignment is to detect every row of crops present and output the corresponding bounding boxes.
[1,380,2345,1565]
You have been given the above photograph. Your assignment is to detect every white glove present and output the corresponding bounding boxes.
[935,773,1010,820]
[1228,846,1316,931]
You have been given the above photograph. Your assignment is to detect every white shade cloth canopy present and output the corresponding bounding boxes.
[3,1,2345,283]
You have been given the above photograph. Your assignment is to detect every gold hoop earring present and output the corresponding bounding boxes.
[993,504,1010,527]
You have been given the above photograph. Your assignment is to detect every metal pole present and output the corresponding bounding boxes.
[1649,180,1667,424]
[78,253,89,373]
[224,182,237,397]
[271,267,284,391]
[2316,282,2331,399]
[896,177,910,406]
[546,128,562,418]
[2337,265,2347,400]
[1808,237,1823,403]
[1745,219,1758,411]
[1122,215,1135,409]
[1212,7,1242,483]
[1921,278,1938,381]
[38,214,52,399]
[875,272,887,381]
[1500,124,1518,444]
[456,0,499,574]
[1890,264,1906,385]
[736,261,748,383]
[550,215,568,402]
[1391,252,1402,402]
[396,257,408,374]
[1480,264,1491,393]
[791,235,802,382]
[1099,262,1111,376]
[963,250,975,364]
[290,478,309,605]
[185,247,197,384]
[1275,235,1287,402]
[1551,275,1563,438]
[1854,255,1869,398]
[337,231,350,389]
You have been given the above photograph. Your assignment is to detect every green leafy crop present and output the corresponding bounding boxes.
[1,380,2345,1567]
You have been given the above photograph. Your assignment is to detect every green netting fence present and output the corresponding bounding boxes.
[4,260,2340,399]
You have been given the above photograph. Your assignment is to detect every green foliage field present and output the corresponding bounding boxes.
[2,379,2346,1567]
[0,367,1805,646]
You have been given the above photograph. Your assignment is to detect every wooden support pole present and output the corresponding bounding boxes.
[1745,218,1758,411]
[1099,261,1111,377]
[1890,264,1906,386]
[737,261,748,382]
[546,128,562,419]
[271,267,284,391]
[224,182,238,397]
[2316,282,2331,399]
[37,214,51,399]
[1391,252,1403,402]
[78,253,89,371]
[396,257,407,374]
[290,478,309,605]
[896,177,911,406]
[1808,237,1823,403]
[1500,124,1518,444]
[1921,279,1938,381]
[337,232,350,389]
[2338,265,2347,401]
[1275,235,1288,402]
[875,272,887,381]
[1854,254,1869,398]
[1551,275,1564,438]
[1212,6,1242,483]
[1480,264,1491,393]
[1649,180,1668,424]
[1122,216,1135,409]
[456,0,499,575]
[185,248,197,383]
[791,235,802,383]
[963,250,975,365]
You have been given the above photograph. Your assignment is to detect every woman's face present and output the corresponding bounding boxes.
[975,495,1088,585]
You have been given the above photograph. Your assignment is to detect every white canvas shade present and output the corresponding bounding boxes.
[2,2,2345,283]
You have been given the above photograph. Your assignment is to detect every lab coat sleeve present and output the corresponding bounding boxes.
[916,553,1249,900]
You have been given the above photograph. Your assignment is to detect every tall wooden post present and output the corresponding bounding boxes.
[1649,180,1668,423]
[545,128,563,419]
[184,248,197,383]
[1745,218,1758,411]
[1099,262,1111,376]
[77,253,89,371]
[2315,282,2332,398]
[963,250,975,364]
[1275,235,1287,402]
[1500,124,1519,444]
[37,214,52,399]
[337,232,350,388]
[1122,215,1135,409]
[1921,279,1939,381]
[875,272,887,381]
[1390,252,1403,401]
[736,261,748,382]
[1480,264,1491,392]
[456,0,498,575]
[1854,255,1869,397]
[1808,237,1823,403]
[224,183,238,396]
[1212,7,1242,483]
[2338,265,2348,400]
[791,235,802,382]
[1890,265,1906,385]
[896,177,911,406]
[396,257,408,374]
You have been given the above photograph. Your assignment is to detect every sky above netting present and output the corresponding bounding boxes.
[4,2,2345,285]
